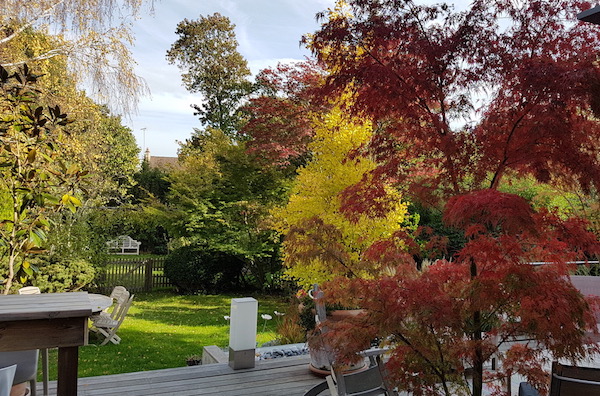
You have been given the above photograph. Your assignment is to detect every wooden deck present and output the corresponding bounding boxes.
[35,355,330,396]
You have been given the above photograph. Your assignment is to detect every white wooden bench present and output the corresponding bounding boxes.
[106,235,141,255]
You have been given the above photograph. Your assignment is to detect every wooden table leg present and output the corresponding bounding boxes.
[57,346,79,396]
[42,348,49,396]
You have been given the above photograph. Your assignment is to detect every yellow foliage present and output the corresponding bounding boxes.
[274,100,407,289]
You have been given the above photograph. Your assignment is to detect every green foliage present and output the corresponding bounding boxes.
[169,128,291,289]
[499,175,576,216]
[574,263,600,276]
[0,64,86,293]
[90,109,140,205]
[130,158,171,204]
[47,210,108,263]
[86,205,171,255]
[409,202,466,259]
[30,255,96,292]
[163,245,245,294]
[1,26,140,207]
[166,13,252,135]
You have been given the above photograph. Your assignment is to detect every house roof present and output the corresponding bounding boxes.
[144,149,179,170]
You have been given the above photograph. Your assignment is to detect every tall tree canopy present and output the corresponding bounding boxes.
[167,13,252,136]
[307,1,600,395]
[1,27,140,205]
[242,61,325,170]
[0,0,151,114]
[310,0,600,209]
[168,128,290,289]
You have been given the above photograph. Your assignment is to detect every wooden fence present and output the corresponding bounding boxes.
[96,257,172,294]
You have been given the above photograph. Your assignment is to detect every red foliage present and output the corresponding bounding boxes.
[443,190,536,236]
[320,254,600,394]
[315,199,600,393]
[302,1,600,394]
[241,61,325,168]
[310,0,600,206]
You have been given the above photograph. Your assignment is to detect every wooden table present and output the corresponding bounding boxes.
[0,292,93,396]
[88,293,113,313]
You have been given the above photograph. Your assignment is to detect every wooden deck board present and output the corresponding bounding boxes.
[36,355,331,396]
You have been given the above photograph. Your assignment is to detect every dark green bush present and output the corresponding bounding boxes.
[32,256,96,292]
[164,245,245,294]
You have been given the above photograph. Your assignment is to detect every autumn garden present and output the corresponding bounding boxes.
[3,0,600,395]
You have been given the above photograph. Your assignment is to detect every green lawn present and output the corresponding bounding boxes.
[45,290,288,379]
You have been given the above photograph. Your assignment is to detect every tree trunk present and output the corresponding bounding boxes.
[470,258,484,396]
[472,310,484,396]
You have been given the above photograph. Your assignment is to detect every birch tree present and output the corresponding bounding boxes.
[0,0,152,114]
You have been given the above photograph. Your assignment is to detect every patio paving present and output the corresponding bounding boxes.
[35,355,330,396]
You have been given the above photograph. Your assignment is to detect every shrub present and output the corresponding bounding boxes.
[276,302,306,344]
[164,245,245,294]
[33,256,96,292]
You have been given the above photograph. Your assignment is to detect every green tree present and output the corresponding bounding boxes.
[1,26,140,205]
[166,13,252,136]
[0,65,86,293]
[91,110,140,205]
[130,158,171,204]
[168,128,289,289]
[86,205,171,255]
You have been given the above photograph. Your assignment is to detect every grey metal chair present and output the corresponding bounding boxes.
[518,362,600,396]
[549,362,600,396]
[303,353,398,396]
[519,382,539,396]
[0,350,38,396]
[0,364,16,396]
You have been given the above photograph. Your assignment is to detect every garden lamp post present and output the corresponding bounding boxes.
[228,297,258,369]
[578,5,600,25]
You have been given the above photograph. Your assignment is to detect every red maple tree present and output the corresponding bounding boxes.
[304,1,600,395]
[241,61,325,169]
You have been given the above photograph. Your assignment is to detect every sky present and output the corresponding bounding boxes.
[125,0,336,158]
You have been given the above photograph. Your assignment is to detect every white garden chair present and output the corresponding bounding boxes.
[105,286,130,318]
[90,294,134,345]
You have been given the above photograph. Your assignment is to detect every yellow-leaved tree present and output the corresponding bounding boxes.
[274,98,408,289]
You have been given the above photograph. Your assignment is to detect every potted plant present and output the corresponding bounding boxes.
[296,288,367,376]
[186,354,202,366]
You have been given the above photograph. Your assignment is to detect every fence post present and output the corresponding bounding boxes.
[145,260,153,292]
